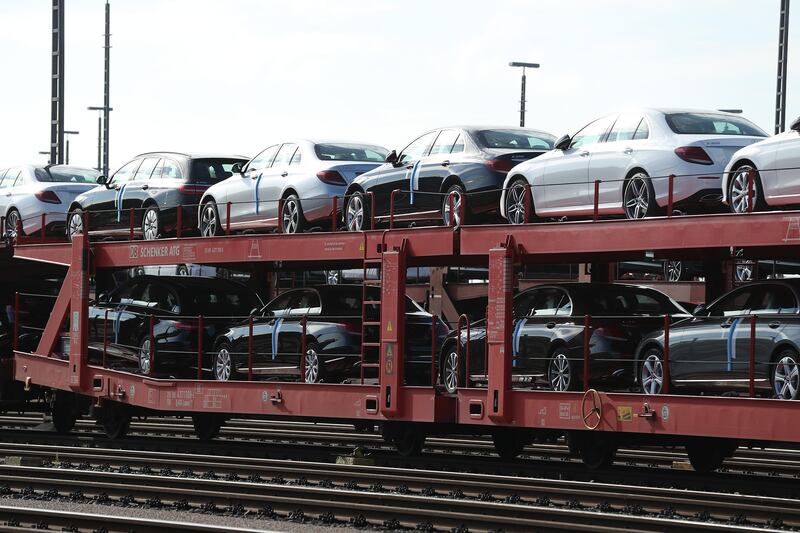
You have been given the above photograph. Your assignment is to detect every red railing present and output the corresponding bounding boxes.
[456,314,471,389]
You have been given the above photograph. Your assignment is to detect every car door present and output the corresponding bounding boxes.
[672,286,756,388]
[542,115,615,213]
[743,284,797,386]
[258,143,298,222]
[417,129,463,213]
[772,124,800,203]
[122,157,161,228]
[591,114,650,211]
[0,169,19,223]
[515,288,573,377]
[95,158,141,230]
[278,289,322,370]
[256,290,299,365]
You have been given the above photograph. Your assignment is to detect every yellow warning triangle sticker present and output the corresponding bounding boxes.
[386,321,393,333]
[358,242,364,251]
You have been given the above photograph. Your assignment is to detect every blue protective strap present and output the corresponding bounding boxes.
[726,317,742,371]
[254,172,264,215]
[271,317,284,360]
[115,183,127,222]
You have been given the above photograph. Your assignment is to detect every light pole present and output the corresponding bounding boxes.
[509,62,540,127]
[38,151,51,165]
[64,130,79,165]
[88,106,112,172]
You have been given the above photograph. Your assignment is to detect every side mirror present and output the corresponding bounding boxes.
[231,162,244,174]
[249,307,260,316]
[693,304,707,316]
[385,150,398,164]
[791,116,800,132]
[171,305,181,314]
[554,134,571,150]
[97,293,108,303]
[96,175,107,185]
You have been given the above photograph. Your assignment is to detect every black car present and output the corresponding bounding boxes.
[636,280,800,399]
[212,285,449,384]
[87,276,262,376]
[343,127,555,230]
[67,152,248,241]
[439,283,690,393]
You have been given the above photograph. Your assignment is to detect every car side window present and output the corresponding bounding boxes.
[247,145,279,173]
[0,170,6,188]
[272,144,298,169]
[0,169,20,189]
[133,157,160,181]
[398,132,437,164]
[139,283,179,312]
[265,292,296,317]
[289,290,321,315]
[607,114,645,143]
[513,290,536,318]
[429,130,461,155]
[110,159,141,186]
[632,118,650,140]
[707,288,754,317]
[750,286,798,315]
[289,147,303,165]
[109,282,139,305]
[530,289,568,317]
[570,115,616,150]
[10,170,24,188]
[161,159,183,180]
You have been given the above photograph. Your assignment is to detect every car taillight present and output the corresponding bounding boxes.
[436,319,450,339]
[485,159,516,173]
[316,170,347,186]
[174,321,198,332]
[35,190,61,204]
[674,146,713,165]
[178,184,208,196]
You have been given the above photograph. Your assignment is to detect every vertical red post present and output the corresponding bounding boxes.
[379,240,407,416]
[68,234,90,388]
[247,315,254,382]
[667,174,675,217]
[368,191,376,230]
[40,213,46,243]
[13,292,19,352]
[277,198,285,233]
[226,202,231,235]
[300,316,307,383]
[176,205,183,239]
[83,210,90,235]
[389,190,398,229]
[747,168,754,213]
[459,192,466,227]
[592,180,600,221]
[583,314,591,391]
[523,185,531,224]
[448,193,455,227]
[749,315,757,397]
[197,316,204,380]
[103,309,109,368]
[430,315,437,387]
[331,196,338,232]
[487,244,515,420]
[662,314,670,394]
[149,314,155,377]
[15,216,21,244]
[129,208,134,240]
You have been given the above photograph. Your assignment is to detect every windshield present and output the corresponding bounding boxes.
[314,143,389,162]
[190,158,247,184]
[34,167,98,183]
[664,113,767,137]
[186,286,257,316]
[476,129,555,150]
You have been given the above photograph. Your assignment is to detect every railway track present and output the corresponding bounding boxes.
[0,442,794,532]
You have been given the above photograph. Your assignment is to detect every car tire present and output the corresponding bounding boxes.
[547,348,577,392]
[142,205,161,240]
[5,208,22,239]
[623,171,660,219]
[199,200,223,237]
[440,342,465,394]
[281,194,306,234]
[138,337,153,375]
[303,343,326,383]
[67,208,84,241]
[505,177,533,224]
[663,260,687,282]
[442,184,469,227]
[345,191,370,231]
[639,347,665,395]
[213,342,238,382]
[176,264,189,276]
[771,348,800,400]
[728,164,766,214]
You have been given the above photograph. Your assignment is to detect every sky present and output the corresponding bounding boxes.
[0,0,797,171]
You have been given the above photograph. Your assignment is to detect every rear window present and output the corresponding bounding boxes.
[314,143,389,162]
[475,129,555,150]
[664,113,767,137]
[34,167,98,183]
[190,159,247,184]
[588,286,689,316]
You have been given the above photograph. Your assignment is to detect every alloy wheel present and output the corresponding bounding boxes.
[443,190,462,227]
[282,198,300,234]
[200,204,218,237]
[304,349,320,383]
[773,354,800,400]
[346,195,364,231]
[665,260,683,282]
[326,270,340,285]
[624,174,651,219]
[142,209,159,240]
[215,347,232,381]
[640,353,664,395]
[443,349,459,393]
[548,352,571,391]
[5,210,20,239]
[67,212,83,240]
[729,166,757,214]
[139,339,151,374]
[505,181,527,225]
[736,261,754,282]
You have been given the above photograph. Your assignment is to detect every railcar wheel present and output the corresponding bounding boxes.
[382,423,425,457]
[50,390,77,434]
[192,414,226,441]
[571,432,617,470]
[99,401,131,440]
[686,440,727,473]
[492,429,529,460]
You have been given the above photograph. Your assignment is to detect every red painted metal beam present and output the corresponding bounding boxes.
[379,240,407,417]
[486,242,515,421]
[68,234,90,389]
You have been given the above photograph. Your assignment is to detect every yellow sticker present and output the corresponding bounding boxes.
[617,406,632,422]
[358,242,365,251]
[386,321,393,333]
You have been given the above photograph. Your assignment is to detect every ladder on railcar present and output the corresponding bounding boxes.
[360,258,382,383]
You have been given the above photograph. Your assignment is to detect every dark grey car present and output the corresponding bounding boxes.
[636,280,800,399]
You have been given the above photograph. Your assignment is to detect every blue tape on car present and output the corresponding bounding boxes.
[726,317,742,371]
[271,317,283,360]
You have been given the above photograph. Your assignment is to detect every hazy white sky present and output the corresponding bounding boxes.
[0,0,796,171]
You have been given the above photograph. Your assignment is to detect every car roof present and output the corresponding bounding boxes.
[134,151,250,160]
[129,275,253,292]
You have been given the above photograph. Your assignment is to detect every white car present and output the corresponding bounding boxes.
[500,108,767,222]
[722,115,800,213]
[0,165,99,237]
[198,140,388,235]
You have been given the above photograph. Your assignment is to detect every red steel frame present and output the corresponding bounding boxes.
[11,209,800,443]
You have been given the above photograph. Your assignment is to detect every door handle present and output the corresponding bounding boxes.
[405,165,414,170]
[623,147,633,155]
[280,171,288,177]
[579,151,590,157]
[720,321,732,328]
[251,175,258,180]
[441,160,450,167]
[4,193,9,197]
[141,184,149,190]
[545,322,556,329]
[769,321,781,329]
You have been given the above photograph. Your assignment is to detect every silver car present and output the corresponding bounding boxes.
[501,108,767,222]
[198,140,388,235]
[723,115,800,213]
[0,165,98,237]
